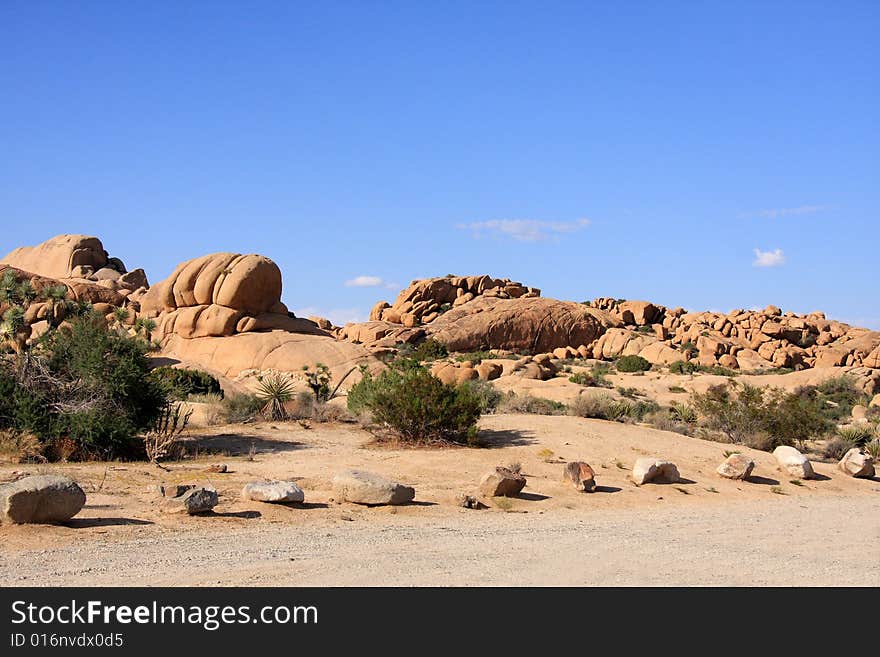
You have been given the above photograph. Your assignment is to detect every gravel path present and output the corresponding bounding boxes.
[3,494,877,586]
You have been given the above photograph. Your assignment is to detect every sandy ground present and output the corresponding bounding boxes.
[2,411,878,586]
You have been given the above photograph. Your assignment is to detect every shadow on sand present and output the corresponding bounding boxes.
[66,517,154,528]
[476,429,538,448]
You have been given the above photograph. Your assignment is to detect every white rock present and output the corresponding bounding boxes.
[772,446,815,479]
[332,470,415,506]
[242,480,304,503]
[632,458,680,485]
[838,448,875,478]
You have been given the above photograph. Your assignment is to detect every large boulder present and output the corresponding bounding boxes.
[838,448,875,478]
[428,296,617,353]
[479,466,526,497]
[772,446,815,479]
[632,458,680,485]
[0,475,86,524]
[141,253,282,316]
[242,480,305,503]
[1,234,108,280]
[332,470,415,506]
[563,461,596,492]
[716,453,755,480]
[159,331,376,381]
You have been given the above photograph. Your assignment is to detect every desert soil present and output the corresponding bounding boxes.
[2,413,878,586]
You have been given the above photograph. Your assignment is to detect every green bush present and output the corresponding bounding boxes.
[347,359,482,445]
[615,355,651,372]
[0,312,167,459]
[669,360,696,375]
[220,393,264,424]
[459,379,502,413]
[691,381,831,451]
[397,338,448,362]
[496,392,567,415]
[568,371,595,386]
[148,366,222,401]
[454,350,497,365]
[804,376,869,421]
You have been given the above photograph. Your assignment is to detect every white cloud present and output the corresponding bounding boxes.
[743,205,825,219]
[344,275,384,288]
[294,306,366,327]
[458,218,591,242]
[752,248,786,268]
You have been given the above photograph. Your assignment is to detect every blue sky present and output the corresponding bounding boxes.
[1,1,877,327]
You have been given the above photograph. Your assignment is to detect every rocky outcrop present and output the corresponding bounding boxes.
[427,296,617,353]
[838,448,875,478]
[370,275,539,327]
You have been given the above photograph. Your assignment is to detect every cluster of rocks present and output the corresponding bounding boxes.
[1,235,377,382]
[369,275,539,328]
[430,359,503,385]
[585,298,880,373]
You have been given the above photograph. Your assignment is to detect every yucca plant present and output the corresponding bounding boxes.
[111,307,130,331]
[255,372,296,420]
[669,401,697,424]
[134,317,157,342]
[42,284,72,328]
[837,425,873,448]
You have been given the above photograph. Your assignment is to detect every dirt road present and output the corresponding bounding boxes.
[3,494,877,586]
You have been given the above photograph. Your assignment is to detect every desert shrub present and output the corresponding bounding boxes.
[589,363,613,387]
[408,339,448,362]
[568,394,611,419]
[644,410,694,436]
[669,385,687,393]
[220,393,264,423]
[454,350,497,364]
[692,381,831,450]
[459,379,502,413]
[568,371,595,386]
[679,341,698,357]
[0,429,43,463]
[669,360,696,375]
[1,312,168,459]
[616,386,639,399]
[148,366,222,401]
[615,355,651,372]
[802,376,869,421]
[143,402,192,464]
[864,438,880,461]
[346,359,482,445]
[635,325,654,334]
[496,392,567,415]
[696,364,738,377]
[822,436,853,461]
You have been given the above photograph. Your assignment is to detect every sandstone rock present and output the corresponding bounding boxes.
[851,405,867,421]
[718,354,739,370]
[870,394,880,408]
[716,453,755,480]
[119,268,149,291]
[475,361,503,381]
[141,252,282,316]
[204,464,227,473]
[773,446,815,479]
[563,461,596,492]
[1,234,108,280]
[0,475,86,524]
[838,448,875,478]
[332,470,415,505]
[242,480,305,503]
[479,467,526,497]
[370,301,390,321]
[617,300,662,326]
[428,296,616,354]
[162,487,218,514]
[632,458,680,485]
